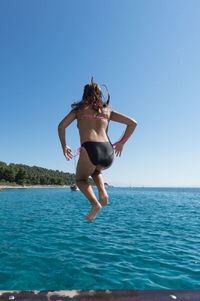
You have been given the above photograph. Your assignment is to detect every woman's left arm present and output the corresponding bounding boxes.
[58,109,76,160]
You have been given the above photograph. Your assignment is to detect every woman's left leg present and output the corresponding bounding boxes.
[75,146,102,222]
[91,150,115,206]
[91,169,109,206]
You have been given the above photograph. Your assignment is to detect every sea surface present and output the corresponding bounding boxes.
[0,187,200,290]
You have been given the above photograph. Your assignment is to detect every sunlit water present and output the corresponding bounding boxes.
[0,187,200,289]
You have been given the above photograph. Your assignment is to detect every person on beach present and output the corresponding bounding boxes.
[58,77,137,222]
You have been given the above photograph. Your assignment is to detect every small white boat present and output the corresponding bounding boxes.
[70,184,79,191]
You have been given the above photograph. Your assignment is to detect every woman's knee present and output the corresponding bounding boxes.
[75,178,83,185]
[91,168,102,177]
[76,177,87,183]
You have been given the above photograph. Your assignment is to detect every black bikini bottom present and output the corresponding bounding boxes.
[81,141,114,167]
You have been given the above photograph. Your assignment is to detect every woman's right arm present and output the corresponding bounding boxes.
[110,109,137,156]
[58,109,76,160]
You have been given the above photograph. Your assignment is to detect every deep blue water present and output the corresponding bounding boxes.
[0,187,200,290]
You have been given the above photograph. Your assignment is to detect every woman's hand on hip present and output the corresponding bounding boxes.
[63,145,73,161]
[114,143,124,157]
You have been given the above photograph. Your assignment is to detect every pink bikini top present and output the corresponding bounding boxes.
[78,114,109,121]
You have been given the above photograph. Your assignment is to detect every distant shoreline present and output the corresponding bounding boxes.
[0,185,71,189]
[0,184,113,189]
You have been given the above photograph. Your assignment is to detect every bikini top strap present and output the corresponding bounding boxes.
[78,114,108,121]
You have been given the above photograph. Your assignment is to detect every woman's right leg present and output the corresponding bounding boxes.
[92,150,115,206]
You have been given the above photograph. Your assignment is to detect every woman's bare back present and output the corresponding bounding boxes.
[76,104,112,144]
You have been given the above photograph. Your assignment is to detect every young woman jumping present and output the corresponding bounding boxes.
[58,77,137,222]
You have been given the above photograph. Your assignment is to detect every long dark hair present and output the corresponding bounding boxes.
[71,80,110,113]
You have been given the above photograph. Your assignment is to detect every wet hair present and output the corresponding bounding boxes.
[71,82,110,113]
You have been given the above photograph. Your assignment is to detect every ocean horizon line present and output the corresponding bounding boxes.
[1,185,200,189]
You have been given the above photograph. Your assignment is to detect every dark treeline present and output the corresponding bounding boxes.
[0,161,95,186]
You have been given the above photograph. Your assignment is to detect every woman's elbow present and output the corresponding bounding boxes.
[58,122,65,131]
[130,119,138,127]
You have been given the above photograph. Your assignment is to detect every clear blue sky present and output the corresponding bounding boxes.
[0,0,200,187]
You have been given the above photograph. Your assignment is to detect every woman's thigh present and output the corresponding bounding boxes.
[75,146,96,181]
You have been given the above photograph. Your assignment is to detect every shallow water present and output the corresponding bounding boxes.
[0,187,200,289]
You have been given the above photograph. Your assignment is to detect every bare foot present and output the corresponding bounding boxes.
[99,190,109,206]
[85,203,102,222]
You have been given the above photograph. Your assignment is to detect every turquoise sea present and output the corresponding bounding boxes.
[0,187,200,290]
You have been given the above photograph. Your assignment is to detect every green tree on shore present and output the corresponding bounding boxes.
[4,166,16,182]
[16,167,28,185]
